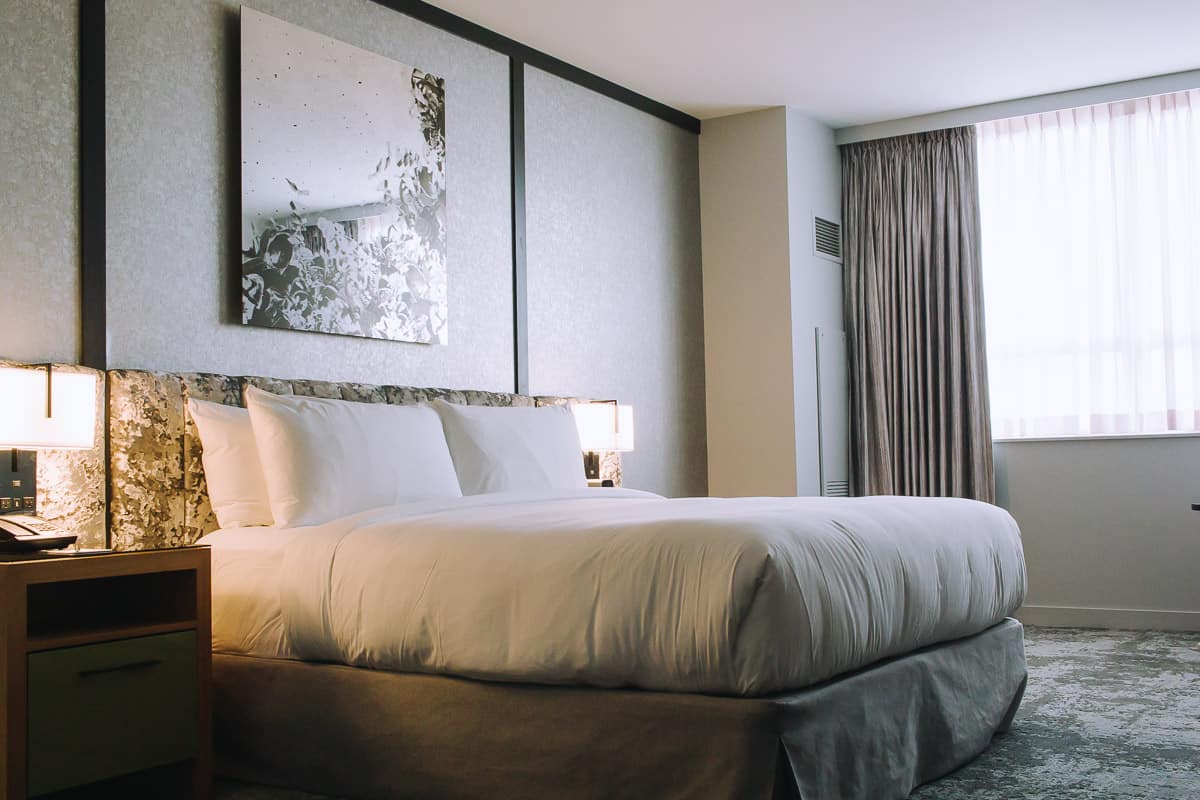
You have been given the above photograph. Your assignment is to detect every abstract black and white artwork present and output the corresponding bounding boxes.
[240,9,447,344]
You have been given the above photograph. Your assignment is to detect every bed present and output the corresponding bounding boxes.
[105,369,1028,800]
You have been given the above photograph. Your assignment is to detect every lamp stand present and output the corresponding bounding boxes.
[583,450,601,480]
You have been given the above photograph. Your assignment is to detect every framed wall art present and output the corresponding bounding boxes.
[240,8,447,344]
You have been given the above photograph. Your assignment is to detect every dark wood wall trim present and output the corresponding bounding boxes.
[370,0,701,133]
[79,0,110,545]
[79,0,107,370]
[509,59,530,395]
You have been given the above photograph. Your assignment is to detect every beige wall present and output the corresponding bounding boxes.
[0,0,80,363]
[700,108,798,497]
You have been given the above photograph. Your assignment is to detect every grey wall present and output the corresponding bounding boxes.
[106,0,514,391]
[0,0,80,364]
[524,67,707,497]
[785,109,843,496]
[997,437,1200,630]
[1,1,707,496]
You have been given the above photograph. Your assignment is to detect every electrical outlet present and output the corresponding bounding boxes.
[0,450,37,515]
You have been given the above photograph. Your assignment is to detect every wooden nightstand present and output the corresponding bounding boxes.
[0,548,211,799]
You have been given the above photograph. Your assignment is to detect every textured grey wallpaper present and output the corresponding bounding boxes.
[8,1,707,497]
[524,67,707,497]
[105,0,514,391]
[0,0,79,363]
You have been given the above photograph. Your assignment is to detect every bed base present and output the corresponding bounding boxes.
[214,619,1026,800]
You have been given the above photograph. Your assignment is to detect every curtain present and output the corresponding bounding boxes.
[977,90,1200,438]
[842,126,994,502]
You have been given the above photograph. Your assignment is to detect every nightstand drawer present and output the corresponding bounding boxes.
[27,630,198,797]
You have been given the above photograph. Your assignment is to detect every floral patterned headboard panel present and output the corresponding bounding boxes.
[107,370,619,551]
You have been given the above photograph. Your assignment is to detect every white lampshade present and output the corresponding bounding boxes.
[571,402,635,453]
[613,405,634,452]
[0,367,97,450]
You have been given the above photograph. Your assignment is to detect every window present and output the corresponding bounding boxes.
[977,89,1200,438]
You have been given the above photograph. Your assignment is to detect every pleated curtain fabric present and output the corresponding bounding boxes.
[841,126,995,502]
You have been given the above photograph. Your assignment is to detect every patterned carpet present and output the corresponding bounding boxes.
[217,627,1200,800]
[914,627,1200,800]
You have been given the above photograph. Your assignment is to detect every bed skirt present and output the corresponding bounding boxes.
[213,618,1027,800]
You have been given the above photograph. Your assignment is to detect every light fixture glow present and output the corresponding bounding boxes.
[0,367,97,450]
[613,405,635,452]
[571,402,635,452]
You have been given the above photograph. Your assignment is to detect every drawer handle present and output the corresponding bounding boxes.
[77,658,163,678]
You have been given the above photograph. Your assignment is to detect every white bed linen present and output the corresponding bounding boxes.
[203,526,295,660]
[202,490,1025,695]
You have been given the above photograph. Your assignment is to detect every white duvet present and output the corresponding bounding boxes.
[203,489,1025,696]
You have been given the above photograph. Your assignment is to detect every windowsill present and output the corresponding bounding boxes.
[993,430,1200,444]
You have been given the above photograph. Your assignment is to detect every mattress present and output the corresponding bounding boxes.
[201,488,1026,696]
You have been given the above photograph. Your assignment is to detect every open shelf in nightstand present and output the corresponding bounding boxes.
[26,569,198,649]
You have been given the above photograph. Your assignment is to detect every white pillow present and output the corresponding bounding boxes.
[187,399,274,529]
[245,387,461,527]
[432,400,586,495]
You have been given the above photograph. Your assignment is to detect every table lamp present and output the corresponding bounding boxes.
[572,401,635,481]
[0,365,97,516]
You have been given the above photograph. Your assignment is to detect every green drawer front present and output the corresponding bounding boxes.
[27,630,197,797]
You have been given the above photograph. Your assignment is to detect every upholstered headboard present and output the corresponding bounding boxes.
[106,370,620,551]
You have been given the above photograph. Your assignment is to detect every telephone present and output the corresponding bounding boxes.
[0,515,77,553]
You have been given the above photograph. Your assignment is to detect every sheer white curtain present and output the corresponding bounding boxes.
[977,89,1200,438]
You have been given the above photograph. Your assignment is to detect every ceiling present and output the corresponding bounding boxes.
[425,0,1200,128]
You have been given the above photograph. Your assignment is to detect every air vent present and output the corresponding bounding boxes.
[822,480,850,498]
[813,215,842,263]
